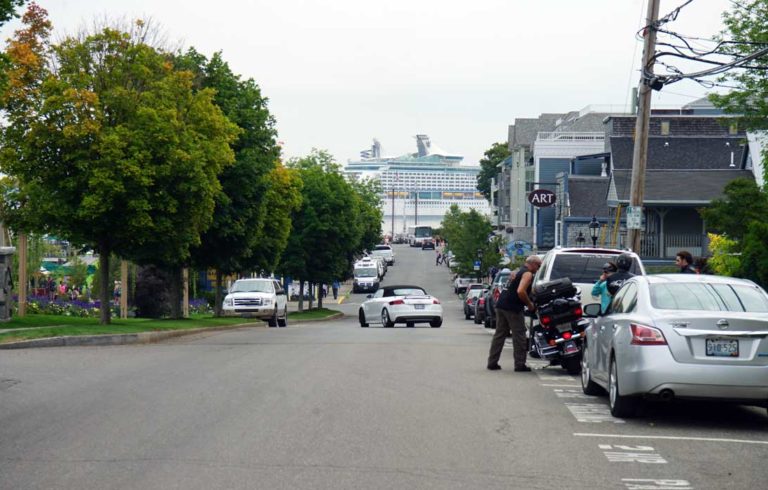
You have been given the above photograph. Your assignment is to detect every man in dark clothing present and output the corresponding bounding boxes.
[606,253,635,296]
[487,255,542,372]
[676,250,697,274]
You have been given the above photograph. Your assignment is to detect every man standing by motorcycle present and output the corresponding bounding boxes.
[487,255,542,372]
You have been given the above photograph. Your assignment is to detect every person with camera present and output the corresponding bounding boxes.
[487,255,542,372]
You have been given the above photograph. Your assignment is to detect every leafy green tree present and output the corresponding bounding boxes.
[353,178,383,253]
[740,221,768,288]
[710,0,768,182]
[706,233,741,277]
[476,142,511,201]
[441,206,500,279]
[0,9,237,323]
[700,179,768,240]
[176,49,299,315]
[280,150,363,310]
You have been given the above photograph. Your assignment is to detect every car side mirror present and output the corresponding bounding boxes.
[582,303,602,318]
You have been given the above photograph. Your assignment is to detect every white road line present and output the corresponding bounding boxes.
[574,433,768,445]
[541,383,583,387]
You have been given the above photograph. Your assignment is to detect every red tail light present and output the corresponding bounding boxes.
[466,298,473,305]
[389,299,404,305]
[493,289,500,301]
[540,316,552,326]
[433,299,441,304]
[479,298,485,305]
[630,323,667,345]
[562,331,572,340]
[573,307,582,317]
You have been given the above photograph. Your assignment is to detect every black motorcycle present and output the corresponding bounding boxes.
[529,278,587,375]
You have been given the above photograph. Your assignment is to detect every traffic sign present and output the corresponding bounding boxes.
[473,260,481,271]
[626,206,643,230]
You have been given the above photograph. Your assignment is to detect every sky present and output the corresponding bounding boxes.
[1,0,735,165]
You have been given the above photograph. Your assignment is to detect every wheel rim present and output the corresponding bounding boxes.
[609,360,618,408]
[581,345,590,387]
[381,309,389,325]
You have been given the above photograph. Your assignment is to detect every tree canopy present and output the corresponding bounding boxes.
[0,6,238,322]
[440,204,501,279]
[476,142,511,201]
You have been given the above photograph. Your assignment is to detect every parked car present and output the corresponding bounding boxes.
[422,239,436,250]
[580,274,768,418]
[463,286,488,320]
[353,259,381,293]
[534,247,645,305]
[453,276,474,295]
[222,278,288,327]
[371,244,395,265]
[474,293,488,326]
[358,285,443,328]
[483,268,512,329]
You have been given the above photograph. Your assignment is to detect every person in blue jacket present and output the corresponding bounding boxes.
[591,261,617,313]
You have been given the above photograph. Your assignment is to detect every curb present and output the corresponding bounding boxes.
[0,313,346,350]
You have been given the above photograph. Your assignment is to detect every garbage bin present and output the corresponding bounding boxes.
[0,246,15,322]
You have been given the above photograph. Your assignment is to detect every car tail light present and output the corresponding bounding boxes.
[540,315,552,327]
[630,323,667,345]
[389,299,404,305]
[466,298,472,305]
[493,289,500,301]
[433,299,441,304]
[573,307,582,317]
[479,297,485,305]
[562,331,572,340]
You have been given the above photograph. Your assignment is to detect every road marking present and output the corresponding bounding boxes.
[566,403,626,424]
[553,388,593,399]
[599,444,667,464]
[541,383,583,387]
[622,479,692,489]
[574,433,768,445]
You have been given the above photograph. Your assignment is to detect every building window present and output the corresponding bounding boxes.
[660,121,670,135]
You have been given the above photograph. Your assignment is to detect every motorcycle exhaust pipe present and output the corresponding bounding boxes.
[659,389,675,402]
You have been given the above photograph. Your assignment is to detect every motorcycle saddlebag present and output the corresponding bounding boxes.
[532,278,577,305]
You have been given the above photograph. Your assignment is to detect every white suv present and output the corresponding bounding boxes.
[222,278,288,327]
[533,247,645,304]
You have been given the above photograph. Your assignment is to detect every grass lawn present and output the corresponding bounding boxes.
[0,308,342,344]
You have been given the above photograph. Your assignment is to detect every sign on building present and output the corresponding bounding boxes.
[527,189,557,208]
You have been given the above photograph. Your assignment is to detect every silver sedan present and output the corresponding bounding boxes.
[580,274,768,418]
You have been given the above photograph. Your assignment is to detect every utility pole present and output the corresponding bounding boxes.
[627,0,660,253]
[414,190,418,226]
[391,185,395,240]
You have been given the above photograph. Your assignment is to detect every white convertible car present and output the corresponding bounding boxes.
[359,285,443,328]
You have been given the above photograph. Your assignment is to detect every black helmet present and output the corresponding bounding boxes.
[616,253,633,272]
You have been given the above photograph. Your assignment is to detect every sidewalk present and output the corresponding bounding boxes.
[286,280,353,312]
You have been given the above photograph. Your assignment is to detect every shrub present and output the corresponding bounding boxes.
[707,233,741,277]
[134,265,171,318]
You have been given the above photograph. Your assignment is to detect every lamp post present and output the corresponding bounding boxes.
[589,216,600,247]
[576,231,586,247]
[476,248,484,284]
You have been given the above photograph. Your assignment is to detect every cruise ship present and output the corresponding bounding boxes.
[344,135,490,235]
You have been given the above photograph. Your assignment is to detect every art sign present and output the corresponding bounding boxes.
[528,189,557,207]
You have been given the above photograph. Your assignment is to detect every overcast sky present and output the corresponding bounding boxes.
[2,0,734,165]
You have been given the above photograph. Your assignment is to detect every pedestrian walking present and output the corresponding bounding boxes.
[332,280,340,300]
[435,250,442,266]
[487,255,542,372]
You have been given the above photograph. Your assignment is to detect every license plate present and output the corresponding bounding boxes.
[564,341,579,354]
[706,338,739,357]
[414,304,425,310]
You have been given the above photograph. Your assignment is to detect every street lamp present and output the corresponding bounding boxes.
[476,248,484,283]
[576,231,586,247]
[588,216,600,247]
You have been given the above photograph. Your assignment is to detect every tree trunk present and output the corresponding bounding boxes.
[98,248,111,325]
[308,282,314,310]
[298,280,304,312]
[214,268,223,317]
[169,266,182,319]
[318,282,324,309]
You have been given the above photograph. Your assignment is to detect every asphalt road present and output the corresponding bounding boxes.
[1,245,766,489]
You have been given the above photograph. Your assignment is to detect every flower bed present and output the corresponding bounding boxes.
[17,295,212,317]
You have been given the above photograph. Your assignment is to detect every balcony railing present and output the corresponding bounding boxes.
[536,132,605,142]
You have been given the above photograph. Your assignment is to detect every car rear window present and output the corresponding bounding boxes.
[650,283,768,312]
[374,245,391,251]
[550,254,642,283]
